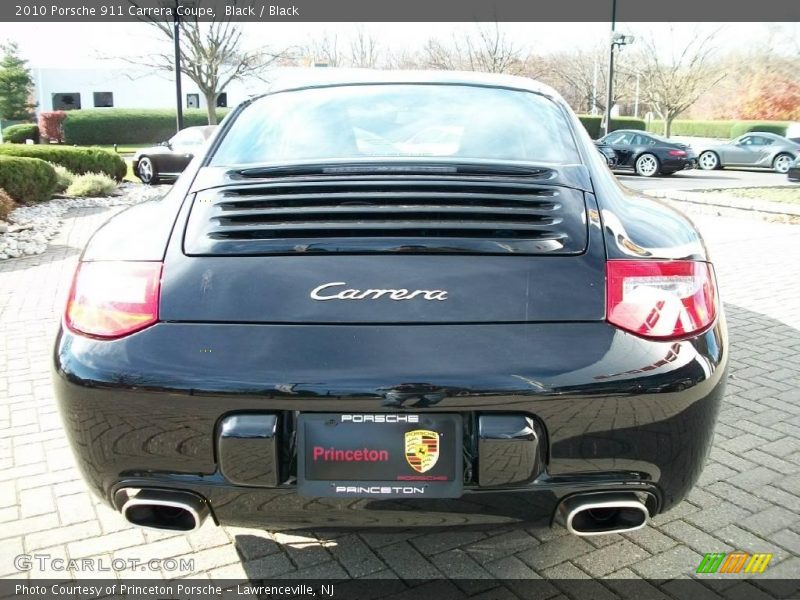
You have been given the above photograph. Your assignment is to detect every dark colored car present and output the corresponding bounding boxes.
[598,129,697,177]
[132,125,217,184]
[789,157,800,182]
[54,72,727,537]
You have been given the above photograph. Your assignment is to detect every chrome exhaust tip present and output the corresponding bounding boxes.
[557,492,649,537]
[120,488,209,532]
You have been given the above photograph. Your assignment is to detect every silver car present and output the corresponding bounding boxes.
[696,132,799,174]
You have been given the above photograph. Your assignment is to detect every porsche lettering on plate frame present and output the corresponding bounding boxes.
[297,413,463,498]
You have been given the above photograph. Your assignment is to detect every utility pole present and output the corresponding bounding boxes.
[603,0,617,137]
[603,0,634,136]
[173,3,184,132]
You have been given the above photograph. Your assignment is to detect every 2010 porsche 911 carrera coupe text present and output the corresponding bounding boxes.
[53,71,727,537]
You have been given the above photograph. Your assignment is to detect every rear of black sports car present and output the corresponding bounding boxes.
[53,72,727,536]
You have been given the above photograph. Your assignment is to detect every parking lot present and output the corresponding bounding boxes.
[618,166,793,192]
[1,180,799,595]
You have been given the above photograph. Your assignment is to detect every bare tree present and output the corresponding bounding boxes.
[422,23,528,75]
[349,27,381,68]
[635,27,723,136]
[303,32,345,67]
[127,1,290,124]
[537,46,637,115]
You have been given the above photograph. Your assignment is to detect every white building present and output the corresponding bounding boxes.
[32,67,272,113]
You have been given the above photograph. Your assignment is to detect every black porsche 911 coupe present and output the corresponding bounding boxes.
[597,129,697,177]
[132,125,217,184]
[54,71,727,537]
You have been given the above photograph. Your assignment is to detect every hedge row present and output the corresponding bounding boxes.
[0,156,57,203]
[0,145,126,181]
[729,121,791,138]
[62,108,229,145]
[578,116,647,139]
[2,123,40,144]
[646,119,790,138]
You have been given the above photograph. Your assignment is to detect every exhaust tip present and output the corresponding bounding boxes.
[120,489,209,532]
[558,492,649,537]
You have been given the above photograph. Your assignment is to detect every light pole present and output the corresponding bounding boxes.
[603,0,634,136]
[173,8,184,133]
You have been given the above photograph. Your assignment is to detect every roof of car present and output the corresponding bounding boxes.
[257,68,563,100]
[739,131,783,138]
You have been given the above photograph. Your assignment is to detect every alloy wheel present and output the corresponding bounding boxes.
[699,152,718,170]
[774,155,792,174]
[636,154,659,177]
[138,158,154,183]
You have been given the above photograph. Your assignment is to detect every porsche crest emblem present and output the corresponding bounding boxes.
[404,429,440,473]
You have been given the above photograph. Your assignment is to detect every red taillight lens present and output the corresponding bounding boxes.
[65,261,162,339]
[606,260,717,340]
[668,149,687,157]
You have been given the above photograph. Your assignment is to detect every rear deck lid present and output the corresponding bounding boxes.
[160,170,605,324]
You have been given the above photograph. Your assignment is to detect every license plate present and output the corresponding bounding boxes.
[297,413,463,498]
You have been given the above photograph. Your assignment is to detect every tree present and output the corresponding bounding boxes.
[738,76,800,120]
[303,32,345,67]
[127,1,290,125]
[541,46,636,115]
[635,28,723,137]
[349,27,381,68]
[0,42,35,121]
[422,24,528,75]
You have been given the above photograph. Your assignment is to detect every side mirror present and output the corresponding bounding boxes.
[160,141,172,148]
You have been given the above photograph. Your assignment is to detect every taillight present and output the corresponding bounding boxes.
[606,260,717,340]
[668,149,687,157]
[65,261,162,339]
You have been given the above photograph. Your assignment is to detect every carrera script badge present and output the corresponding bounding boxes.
[311,282,448,301]
[404,430,440,473]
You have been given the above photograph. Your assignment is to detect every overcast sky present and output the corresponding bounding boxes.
[0,22,794,68]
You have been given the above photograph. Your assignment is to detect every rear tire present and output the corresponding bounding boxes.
[634,153,660,177]
[773,153,793,174]
[137,156,160,185]
[698,151,720,170]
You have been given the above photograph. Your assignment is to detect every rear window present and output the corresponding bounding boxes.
[210,84,580,167]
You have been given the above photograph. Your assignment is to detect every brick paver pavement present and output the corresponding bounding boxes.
[1,202,799,594]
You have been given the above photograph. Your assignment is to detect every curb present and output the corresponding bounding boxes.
[644,188,800,223]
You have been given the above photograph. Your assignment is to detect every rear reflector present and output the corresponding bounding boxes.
[606,260,717,340]
[65,262,162,339]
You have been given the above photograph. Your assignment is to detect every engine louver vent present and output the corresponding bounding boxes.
[184,177,588,255]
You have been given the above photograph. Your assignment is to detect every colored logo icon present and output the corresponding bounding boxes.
[697,552,773,574]
[405,430,440,473]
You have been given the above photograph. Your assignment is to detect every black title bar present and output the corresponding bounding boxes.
[4,0,800,22]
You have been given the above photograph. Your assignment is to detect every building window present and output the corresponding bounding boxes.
[93,92,114,108]
[186,93,199,108]
[216,92,227,108]
[52,93,81,111]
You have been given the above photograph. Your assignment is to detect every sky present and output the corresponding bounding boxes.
[0,22,793,69]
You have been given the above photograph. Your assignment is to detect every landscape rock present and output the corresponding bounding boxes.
[0,184,166,261]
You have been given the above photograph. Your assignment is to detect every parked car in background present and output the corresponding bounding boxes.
[133,125,217,184]
[696,132,799,174]
[596,130,696,177]
[788,157,800,182]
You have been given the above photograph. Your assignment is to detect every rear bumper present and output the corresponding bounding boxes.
[662,157,696,172]
[53,319,727,529]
